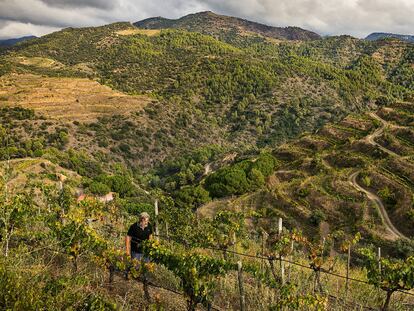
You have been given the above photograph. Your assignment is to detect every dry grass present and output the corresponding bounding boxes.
[0,74,152,121]
[115,28,161,37]
[13,56,65,69]
[0,157,80,192]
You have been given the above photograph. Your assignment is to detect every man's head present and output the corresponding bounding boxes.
[139,212,150,226]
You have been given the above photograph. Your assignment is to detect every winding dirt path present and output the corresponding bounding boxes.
[348,171,408,240]
[348,112,410,240]
[365,113,401,158]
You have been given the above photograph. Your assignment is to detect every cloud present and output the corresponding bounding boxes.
[0,19,59,39]
[200,0,414,37]
[40,0,115,10]
[0,0,413,39]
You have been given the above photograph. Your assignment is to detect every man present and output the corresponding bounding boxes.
[126,212,153,261]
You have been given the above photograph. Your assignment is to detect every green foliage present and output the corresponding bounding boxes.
[378,186,397,206]
[121,200,154,218]
[88,181,111,196]
[309,209,327,226]
[174,185,211,209]
[143,240,233,310]
[362,175,372,187]
[0,193,32,255]
[210,210,245,249]
[2,22,411,171]
[0,263,116,310]
[109,174,134,197]
[205,166,249,197]
[205,153,277,197]
[359,248,414,309]
[60,149,103,178]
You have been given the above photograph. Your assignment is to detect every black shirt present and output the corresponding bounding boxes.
[127,222,153,253]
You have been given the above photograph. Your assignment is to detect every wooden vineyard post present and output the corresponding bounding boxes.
[237,261,246,311]
[108,265,114,290]
[232,231,237,260]
[278,218,283,235]
[154,199,160,241]
[143,274,151,302]
[261,230,265,272]
[378,247,381,274]
[165,221,169,240]
[345,245,351,299]
[287,239,294,283]
[261,230,268,274]
[278,218,285,285]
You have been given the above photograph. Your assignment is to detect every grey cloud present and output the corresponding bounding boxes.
[0,0,108,28]
[199,0,414,37]
[40,0,115,9]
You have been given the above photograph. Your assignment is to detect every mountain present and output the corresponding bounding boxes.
[0,35,37,47]
[134,11,321,43]
[0,20,412,170]
[1,21,412,172]
[366,32,414,43]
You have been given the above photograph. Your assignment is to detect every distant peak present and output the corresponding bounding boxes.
[196,10,215,15]
[134,11,320,41]
[365,32,414,43]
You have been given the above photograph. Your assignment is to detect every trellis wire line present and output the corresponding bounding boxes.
[146,234,414,298]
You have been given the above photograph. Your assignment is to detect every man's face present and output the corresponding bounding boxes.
[140,217,149,226]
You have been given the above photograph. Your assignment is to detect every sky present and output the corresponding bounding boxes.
[0,0,413,39]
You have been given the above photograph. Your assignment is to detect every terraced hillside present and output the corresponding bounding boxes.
[0,74,151,121]
[195,101,414,252]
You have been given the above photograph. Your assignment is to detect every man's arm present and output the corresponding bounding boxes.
[148,224,154,240]
[125,235,131,256]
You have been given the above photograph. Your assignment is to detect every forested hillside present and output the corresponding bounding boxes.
[135,11,321,42]
[0,19,412,170]
[0,11,414,311]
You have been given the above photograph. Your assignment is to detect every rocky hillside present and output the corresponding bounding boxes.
[134,11,321,42]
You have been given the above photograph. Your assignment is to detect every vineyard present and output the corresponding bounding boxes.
[2,102,414,310]
[1,166,413,311]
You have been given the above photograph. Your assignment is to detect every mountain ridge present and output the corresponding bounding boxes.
[134,11,321,42]
[0,35,37,47]
[366,32,414,43]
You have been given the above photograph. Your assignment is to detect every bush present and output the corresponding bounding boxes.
[123,201,154,218]
[204,153,277,198]
[88,181,111,196]
[205,167,249,197]
[309,209,326,226]
[174,185,211,209]
[247,168,265,190]
[110,174,134,197]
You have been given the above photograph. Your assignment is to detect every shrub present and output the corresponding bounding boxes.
[309,209,326,226]
[174,185,211,209]
[88,181,111,196]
